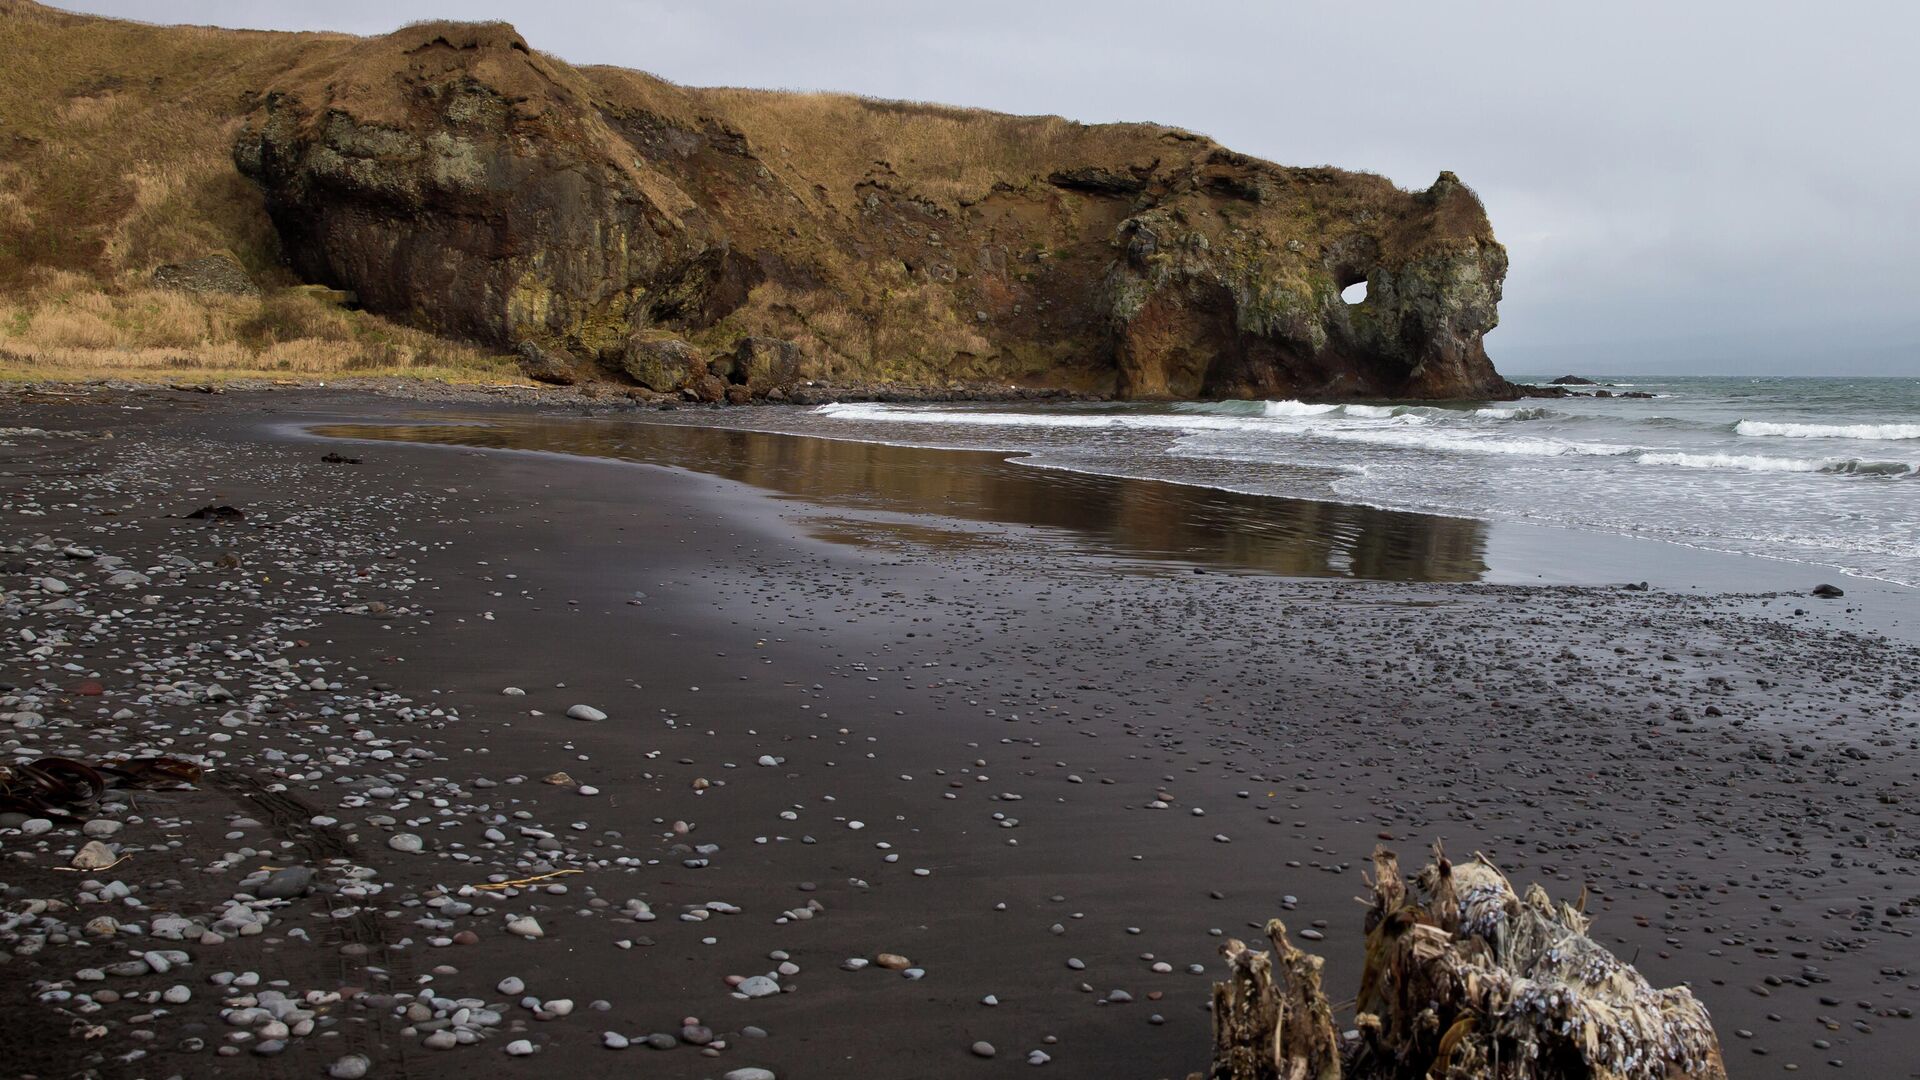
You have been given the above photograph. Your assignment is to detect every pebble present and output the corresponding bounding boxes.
[505,1039,536,1056]
[566,704,607,721]
[256,866,315,899]
[70,840,118,870]
[328,1053,371,1079]
[972,1041,996,1058]
[737,975,781,998]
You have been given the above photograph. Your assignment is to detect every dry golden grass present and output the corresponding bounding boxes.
[689,89,1183,207]
[0,2,356,291]
[0,271,520,383]
[0,4,523,383]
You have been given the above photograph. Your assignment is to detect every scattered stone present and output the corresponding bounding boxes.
[737,975,781,998]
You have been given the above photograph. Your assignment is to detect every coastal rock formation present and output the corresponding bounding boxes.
[229,19,1513,400]
[3,2,1512,400]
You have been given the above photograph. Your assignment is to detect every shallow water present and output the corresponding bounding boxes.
[313,417,1496,581]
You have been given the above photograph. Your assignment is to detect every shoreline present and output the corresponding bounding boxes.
[2,386,1916,1079]
[300,406,1919,643]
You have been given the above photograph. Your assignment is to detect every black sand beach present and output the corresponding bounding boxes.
[2,386,1916,1079]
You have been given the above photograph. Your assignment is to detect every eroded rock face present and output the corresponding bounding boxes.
[233,23,730,367]
[1102,172,1507,399]
[234,20,1513,400]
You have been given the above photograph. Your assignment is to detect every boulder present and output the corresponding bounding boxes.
[516,341,577,385]
[622,334,701,392]
[735,337,802,395]
[686,373,727,403]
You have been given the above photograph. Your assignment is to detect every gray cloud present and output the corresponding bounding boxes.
[59,0,1920,374]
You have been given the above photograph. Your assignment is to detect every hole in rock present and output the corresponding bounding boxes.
[1341,280,1368,304]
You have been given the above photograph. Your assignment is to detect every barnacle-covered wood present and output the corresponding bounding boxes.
[1203,844,1727,1080]
[1212,919,1341,1080]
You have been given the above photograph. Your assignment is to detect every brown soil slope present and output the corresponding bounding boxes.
[5,2,1513,399]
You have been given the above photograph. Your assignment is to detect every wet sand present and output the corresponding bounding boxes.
[2,387,1916,1079]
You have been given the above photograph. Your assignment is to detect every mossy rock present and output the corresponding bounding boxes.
[621,333,701,391]
[734,336,802,394]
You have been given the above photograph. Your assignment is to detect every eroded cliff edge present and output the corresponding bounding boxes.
[15,4,1512,400]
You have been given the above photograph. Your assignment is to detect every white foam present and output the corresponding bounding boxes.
[1260,400,1342,417]
[814,403,1117,428]
[815,403,1289,435]
[1735,420,1920,441]
[1253,422,1634,458]
[1340,404,1402,418]
[1638,451,1825,473]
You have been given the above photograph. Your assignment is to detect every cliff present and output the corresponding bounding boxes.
[3,3,1514,400]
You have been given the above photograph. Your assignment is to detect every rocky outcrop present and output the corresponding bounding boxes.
[151,254,260,298]
[231,18,1514,401]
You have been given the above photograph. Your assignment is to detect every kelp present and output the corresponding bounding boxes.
[1203,844,1726,1080]
[0,755,203,821]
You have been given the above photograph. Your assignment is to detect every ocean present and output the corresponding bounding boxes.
[681,376,1920,588]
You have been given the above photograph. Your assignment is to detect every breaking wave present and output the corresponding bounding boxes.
[1735,420,1920,441]
[1638,451,1913,475]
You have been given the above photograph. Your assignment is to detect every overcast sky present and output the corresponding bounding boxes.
[62,0,1920,375]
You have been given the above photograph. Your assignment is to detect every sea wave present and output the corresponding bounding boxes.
[820,402,1633,458]
[1474,406,1552,420]
[1638,451,1913,475]
[1260,400,1342,417]
[1734,420,1920,441]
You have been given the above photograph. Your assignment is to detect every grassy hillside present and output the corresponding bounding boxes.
[0,1,512,380]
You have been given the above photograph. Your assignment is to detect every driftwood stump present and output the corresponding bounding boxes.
[1202,844,1727,1080]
